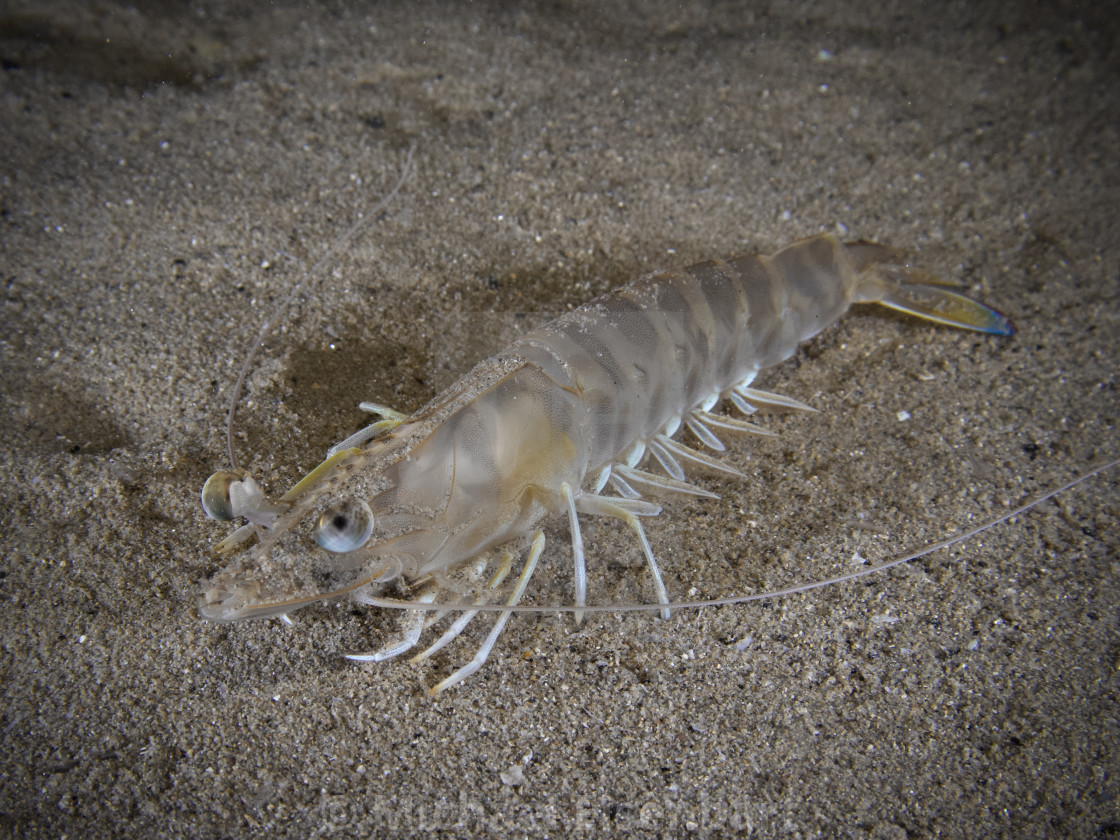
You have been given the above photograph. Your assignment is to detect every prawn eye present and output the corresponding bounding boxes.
[201,470,247,521]
[314,499,374,553]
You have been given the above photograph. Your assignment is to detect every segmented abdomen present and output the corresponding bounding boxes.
[511,234,858,471]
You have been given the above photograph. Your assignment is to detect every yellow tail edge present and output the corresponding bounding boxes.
[875,282,1013,336]
[843,240,1013,336]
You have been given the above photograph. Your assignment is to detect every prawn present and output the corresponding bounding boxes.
[199,191,1029,693]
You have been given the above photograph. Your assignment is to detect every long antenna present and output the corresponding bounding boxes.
[225,144,417,470]
[352,457,1118,614]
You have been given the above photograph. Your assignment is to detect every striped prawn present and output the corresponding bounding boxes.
[198,171,1062,693]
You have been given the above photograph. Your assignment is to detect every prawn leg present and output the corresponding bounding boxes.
[729,385,817,415]
[347,588,438,662]
[410,551,515,663]
[428,531,546,696]
[561,482,587,624]
[574,495,670,619]
[610,464,719,500]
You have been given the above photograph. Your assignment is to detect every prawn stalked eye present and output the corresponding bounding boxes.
[314,499,375,553]
[201,470,248,522]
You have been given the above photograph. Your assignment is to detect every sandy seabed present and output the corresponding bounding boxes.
[1,1,1117,837]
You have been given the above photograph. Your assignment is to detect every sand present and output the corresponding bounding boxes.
[1,1,1117,836]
